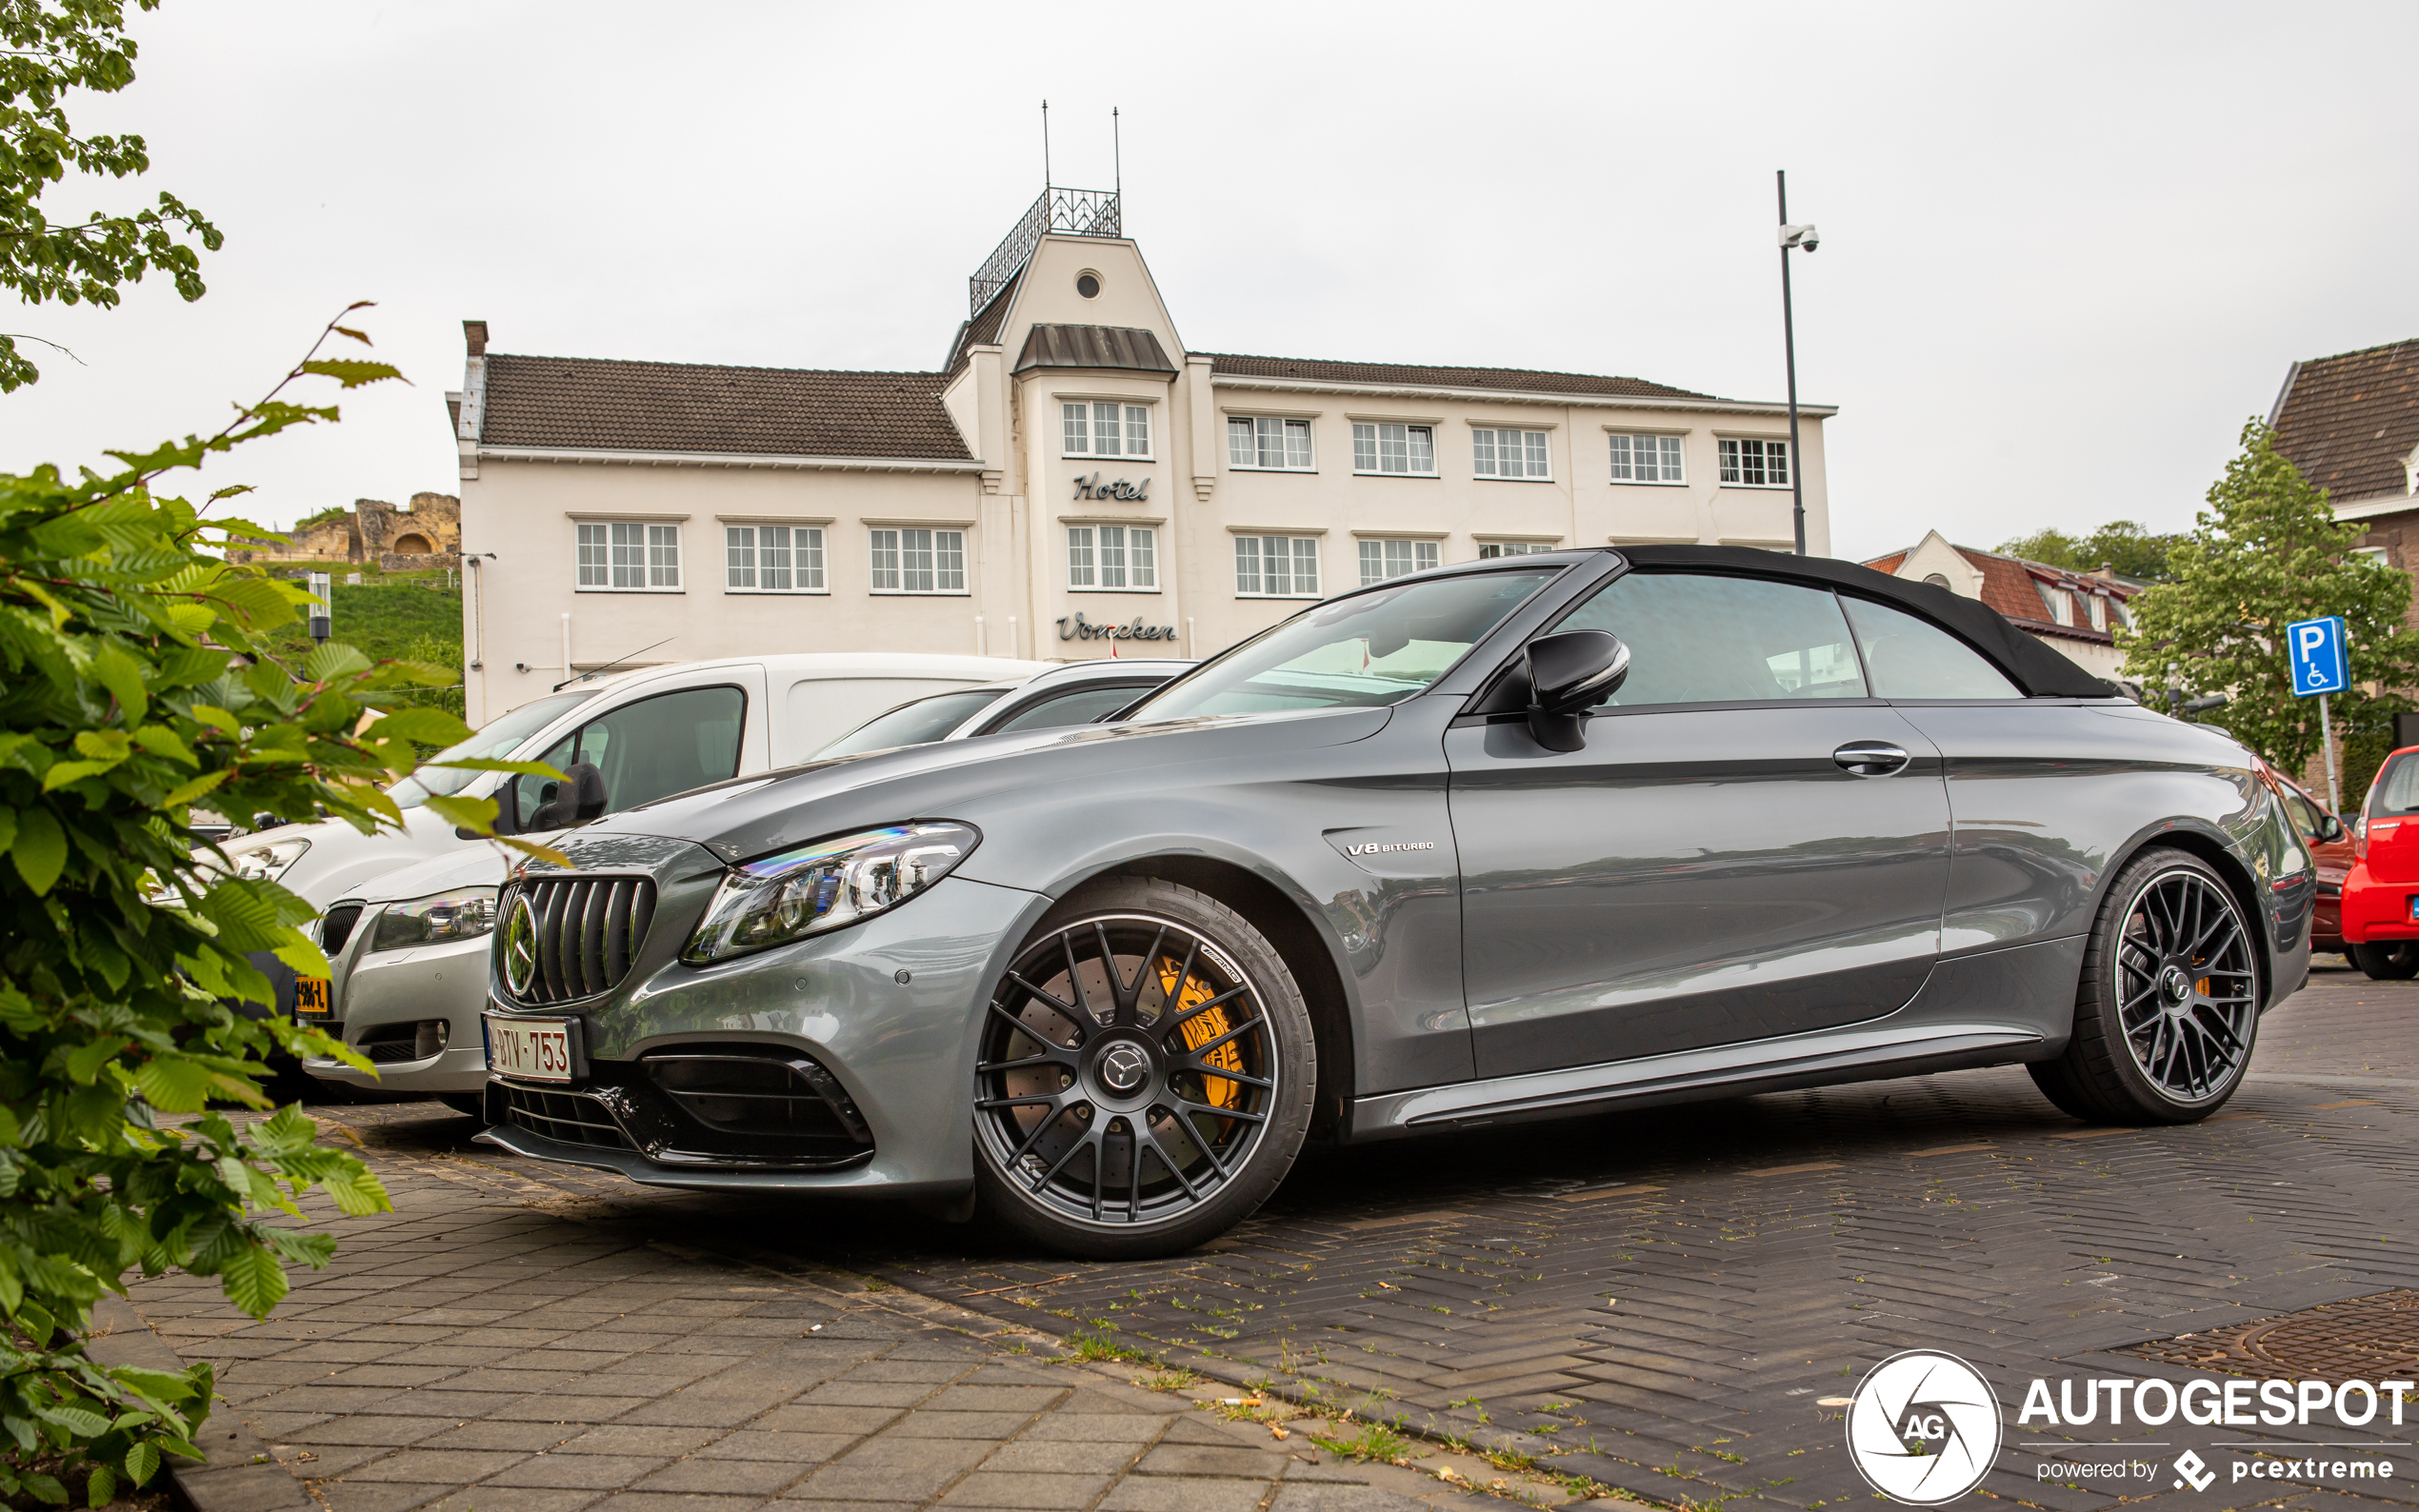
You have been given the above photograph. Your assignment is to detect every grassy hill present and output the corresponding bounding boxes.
[256,579,465,719]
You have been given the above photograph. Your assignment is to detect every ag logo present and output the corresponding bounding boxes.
[1844,1350,2003,1504]
[501,892,540,998]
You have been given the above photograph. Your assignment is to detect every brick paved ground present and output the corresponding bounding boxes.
[123,963,2419,1512]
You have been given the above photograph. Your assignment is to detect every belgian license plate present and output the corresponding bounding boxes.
[294,977,330,1017]
[485,1014,575,1083]
[2407,896,2419,923]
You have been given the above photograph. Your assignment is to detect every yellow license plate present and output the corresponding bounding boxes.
[294,977,330,1017]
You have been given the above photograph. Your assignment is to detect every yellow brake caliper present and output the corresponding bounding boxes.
[1159,957,1242,1111]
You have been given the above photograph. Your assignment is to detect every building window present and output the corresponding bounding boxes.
[2034,581,2074,626]
[1609,433,1685,484]
[1063,402,1151,459]
[577,522,680,590]
[869,527,967,594]
[1351,423,1435,476]
[1717,437,1790,487]
[1234,535,1320,597]
[1069,525,1158,591]
[1477,541,1549,558]
[1228,416,1313,471]
[2084,593,2108,631]
[1357,539,1439,586]
[1473,428,1550,480]
[725,525,826,593]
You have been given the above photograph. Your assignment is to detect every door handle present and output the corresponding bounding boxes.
[1834,741,1910,777]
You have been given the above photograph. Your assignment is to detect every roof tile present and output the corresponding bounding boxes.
[2271,338,2419,504]
[1204,352,1715,401]
[478,353,971,461]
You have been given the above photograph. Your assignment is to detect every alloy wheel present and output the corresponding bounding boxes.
[2111,868,2256,1103]
[974,913,1278,1227]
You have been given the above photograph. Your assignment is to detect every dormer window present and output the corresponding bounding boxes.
[2034,581,2074,626]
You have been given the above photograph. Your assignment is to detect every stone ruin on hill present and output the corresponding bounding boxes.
[230,492,459,570]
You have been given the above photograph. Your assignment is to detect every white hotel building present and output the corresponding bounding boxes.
[450,189,1833,723]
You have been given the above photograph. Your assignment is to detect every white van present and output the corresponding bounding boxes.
[217,652,1050,921]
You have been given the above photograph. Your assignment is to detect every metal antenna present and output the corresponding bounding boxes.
[1113,107,1122,215]
[1041,99,1050,189]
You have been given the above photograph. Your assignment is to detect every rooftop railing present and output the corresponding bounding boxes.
[970,187,1121,315]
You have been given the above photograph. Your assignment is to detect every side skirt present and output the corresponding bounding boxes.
[1346,934,2086,1141]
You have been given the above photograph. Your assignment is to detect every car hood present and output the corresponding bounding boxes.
[345,842,516,905]
[547,705,1395,869]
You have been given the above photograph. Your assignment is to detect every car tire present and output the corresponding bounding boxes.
[2029,847,2261,1124]
[438,1093,486,1119]
[972,876,1316,1260]
[2350,942,2419,981]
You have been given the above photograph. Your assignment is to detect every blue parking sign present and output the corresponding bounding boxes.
[2287,616,2349,697]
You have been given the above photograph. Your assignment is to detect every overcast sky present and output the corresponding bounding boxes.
[5,1,2415,562]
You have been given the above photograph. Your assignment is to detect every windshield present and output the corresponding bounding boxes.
[816,688,1008,757]
[1131,568,1560,721]
[388,690,596,807]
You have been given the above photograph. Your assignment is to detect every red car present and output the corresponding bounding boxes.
[2335,744,2419,979]
[2253,758,2355,957]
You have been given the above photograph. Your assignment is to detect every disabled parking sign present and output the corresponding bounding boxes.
[2287,616,2349,697]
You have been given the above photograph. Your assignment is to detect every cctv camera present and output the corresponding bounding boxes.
[1779,223,1819,252]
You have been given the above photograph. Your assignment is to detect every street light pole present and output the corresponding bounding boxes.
[1776,169,1808,557]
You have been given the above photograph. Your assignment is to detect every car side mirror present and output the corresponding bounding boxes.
[462,778,525,842]
[1524,630,1629,753]
[2318,813,2346,844]
[528,762,608,830]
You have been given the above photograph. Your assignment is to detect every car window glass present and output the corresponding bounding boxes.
[818,688,1008,756]
[388,689,593,807]
[2280,789,2325,840]
[512,733,579,826]
[1133,569,1558,720]
[583,686,746,811]
[989,684,1154,734]
[518,686,747,823]
[1557,571,1867,706]
[2373,754,2419,816]
[1840,595,2022,700]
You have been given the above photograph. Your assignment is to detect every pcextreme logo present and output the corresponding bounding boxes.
[1845,1351,2005,1505]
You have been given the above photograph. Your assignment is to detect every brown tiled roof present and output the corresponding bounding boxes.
[477,353,971,461]
[2270,338,2419,503]
[944,269,1021,376]
[1013,325,1176,376]
[1863,542,2141,647]
[1205,352,1715,401]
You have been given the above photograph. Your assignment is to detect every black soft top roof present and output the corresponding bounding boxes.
[1615,545,2116,699]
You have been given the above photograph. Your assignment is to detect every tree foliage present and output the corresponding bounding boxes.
[1,0,222,392]
[2120,420,2419,775]
[0,310,556,1504]
[1997,519,2189,583]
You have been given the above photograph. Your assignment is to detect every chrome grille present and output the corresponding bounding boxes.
[508,876,654,1005]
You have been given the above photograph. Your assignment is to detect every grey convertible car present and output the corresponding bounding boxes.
[475,547,2313,1257]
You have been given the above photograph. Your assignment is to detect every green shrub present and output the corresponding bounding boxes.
[0,311,555,1505]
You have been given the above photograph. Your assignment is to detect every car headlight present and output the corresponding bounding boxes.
[370,887,499,952]
[227,837,310,883]
[682,822,979,964]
